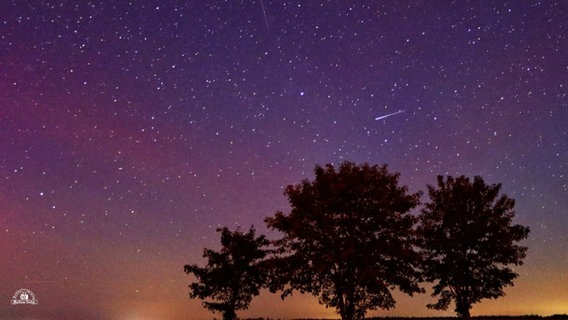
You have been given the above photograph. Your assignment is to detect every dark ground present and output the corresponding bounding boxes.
[244,316,568,320]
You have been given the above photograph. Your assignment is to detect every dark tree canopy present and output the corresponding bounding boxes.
[418,175,530,318]
[184,226,269,320]
[265,162,423,320]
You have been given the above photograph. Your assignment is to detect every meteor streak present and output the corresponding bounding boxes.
[260,0,269,29]
[375,109,405,121]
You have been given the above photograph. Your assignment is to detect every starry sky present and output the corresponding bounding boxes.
[1,1,567,319]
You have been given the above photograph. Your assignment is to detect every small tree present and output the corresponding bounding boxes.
[265,162,423,320]
[184,226,269,320]
[418,175,530,318]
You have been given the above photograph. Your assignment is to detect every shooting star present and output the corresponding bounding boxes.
[260,0,269,30]
[375,109,405,121]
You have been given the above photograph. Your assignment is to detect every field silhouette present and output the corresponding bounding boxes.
[243,316,568,320]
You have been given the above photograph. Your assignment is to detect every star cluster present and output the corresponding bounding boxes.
[1,1,567,319]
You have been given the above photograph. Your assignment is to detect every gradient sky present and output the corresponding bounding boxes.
[1,1,567,319]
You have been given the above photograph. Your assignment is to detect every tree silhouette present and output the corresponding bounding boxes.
[418,175,530,318]
[265,162,423,320]
[184,226,269,320]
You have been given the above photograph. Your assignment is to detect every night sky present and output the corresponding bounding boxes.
[1,1,567,319]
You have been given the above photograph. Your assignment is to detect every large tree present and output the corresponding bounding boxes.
[184,226,269,320]
[418,175,530,318]
[265,162,423,320]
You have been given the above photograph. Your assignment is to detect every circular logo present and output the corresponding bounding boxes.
[11,289,38,305]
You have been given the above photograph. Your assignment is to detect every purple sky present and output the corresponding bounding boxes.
[1,1,567,319]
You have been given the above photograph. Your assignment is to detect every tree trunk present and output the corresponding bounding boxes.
[223,307,237,320]
[455,296,471,319]
[223,295,238,320]
[346,289,355,320]
[338,287,356,320]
